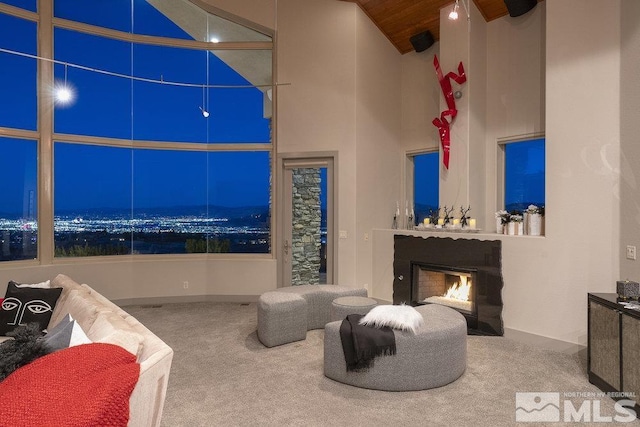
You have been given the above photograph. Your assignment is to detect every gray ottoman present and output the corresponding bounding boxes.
[257,285,368,347]
[257,292,307,348]
[330,296,377,322]
[323,304,467,391]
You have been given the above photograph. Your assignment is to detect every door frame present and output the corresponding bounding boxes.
[276,151,338,287]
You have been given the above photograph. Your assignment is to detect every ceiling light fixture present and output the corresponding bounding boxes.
[54,63,74,106]
[200,85,209,117]
[448,0,459,20]
[448,0,470,21]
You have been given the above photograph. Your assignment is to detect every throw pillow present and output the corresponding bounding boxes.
[0,323,52,381]
[358,304,424,334]
[44,314,92,352]
[0,282,63,336]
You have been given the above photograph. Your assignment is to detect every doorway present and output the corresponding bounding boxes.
[279,155,335,286]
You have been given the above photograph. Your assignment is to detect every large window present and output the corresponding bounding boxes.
[502,138,545,212]
[412,151,439,224]
[0,0,274,261]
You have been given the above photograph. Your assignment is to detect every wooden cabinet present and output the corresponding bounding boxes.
[588,293,640,413]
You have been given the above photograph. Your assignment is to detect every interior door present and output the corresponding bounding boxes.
[281,157,334,286]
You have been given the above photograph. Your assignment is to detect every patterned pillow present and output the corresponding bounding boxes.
[0,282,63,336]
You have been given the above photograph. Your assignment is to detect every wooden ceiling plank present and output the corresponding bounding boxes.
[339,0,541,54]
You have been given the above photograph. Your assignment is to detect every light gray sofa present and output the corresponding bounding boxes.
[8,274,173,427]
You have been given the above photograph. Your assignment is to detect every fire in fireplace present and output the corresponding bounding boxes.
[413,264,477,316]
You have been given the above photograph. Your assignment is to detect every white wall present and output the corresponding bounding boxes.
[373,0,626,347]
[353,7,403,292]
[1,0,632,349]
[620,0,640,280]
[0,258,276,303]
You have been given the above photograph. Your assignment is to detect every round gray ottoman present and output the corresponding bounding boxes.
[323,304,467,391]
[330,296,377,321]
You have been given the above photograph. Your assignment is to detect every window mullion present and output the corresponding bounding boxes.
[37,0,54,264]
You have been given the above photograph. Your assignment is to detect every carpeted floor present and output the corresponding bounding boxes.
[124,302,640,426]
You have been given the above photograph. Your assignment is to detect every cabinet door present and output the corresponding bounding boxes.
[589,300,620,389]
[622,314,640,398]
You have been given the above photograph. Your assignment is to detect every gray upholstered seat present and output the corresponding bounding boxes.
[330,296,377,322]
[323,304,467,391]
[257,285,367,347]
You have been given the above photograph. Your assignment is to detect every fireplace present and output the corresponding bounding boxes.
[413,264,476,314]
[394,235,503,335]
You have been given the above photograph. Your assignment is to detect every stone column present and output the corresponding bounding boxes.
[291,168,322,285]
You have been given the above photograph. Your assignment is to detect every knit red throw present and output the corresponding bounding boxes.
[0,343,140,427]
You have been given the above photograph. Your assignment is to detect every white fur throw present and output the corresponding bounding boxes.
[358,304,424,334]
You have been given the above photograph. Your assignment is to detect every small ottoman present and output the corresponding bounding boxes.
[330,296,377,322]
[257,292,307,348]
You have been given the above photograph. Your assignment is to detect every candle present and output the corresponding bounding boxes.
[437,218,444,226]
[469,218,476,229]
[424,218,430,226]
[452,218,460,226]
[396,201,400,216]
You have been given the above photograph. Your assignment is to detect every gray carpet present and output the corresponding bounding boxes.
[124,302,640,426]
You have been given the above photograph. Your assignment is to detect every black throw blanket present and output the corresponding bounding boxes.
[339,314,396,372]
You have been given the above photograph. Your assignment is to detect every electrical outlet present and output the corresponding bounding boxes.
[627,246,637,261]
[183,281,189,289]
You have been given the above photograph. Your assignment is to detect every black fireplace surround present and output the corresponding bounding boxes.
[393,235,504,335]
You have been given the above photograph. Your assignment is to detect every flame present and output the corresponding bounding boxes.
[443,276,471,301]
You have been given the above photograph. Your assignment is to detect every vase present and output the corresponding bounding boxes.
[507,222,516,235]
[517,222,523,235]
[496,218,504,234]
[528,213,542,236]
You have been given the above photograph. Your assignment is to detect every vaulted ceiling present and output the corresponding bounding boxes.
[340,0,542,54]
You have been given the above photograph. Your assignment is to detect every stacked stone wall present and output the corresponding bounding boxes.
[291,168,321,285]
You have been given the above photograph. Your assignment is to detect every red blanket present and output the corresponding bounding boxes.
[0,343,140,427]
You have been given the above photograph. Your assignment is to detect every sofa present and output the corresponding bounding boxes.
[0,274,173,426]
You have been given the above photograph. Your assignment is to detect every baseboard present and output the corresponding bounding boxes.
[114,294,259,307]
[504,327,586,356]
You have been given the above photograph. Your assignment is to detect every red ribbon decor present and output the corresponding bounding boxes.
[432,55,466,169]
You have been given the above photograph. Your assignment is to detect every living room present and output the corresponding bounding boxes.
[0,0,640,426]
[2,0,638,353]
[1,0,640,424]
